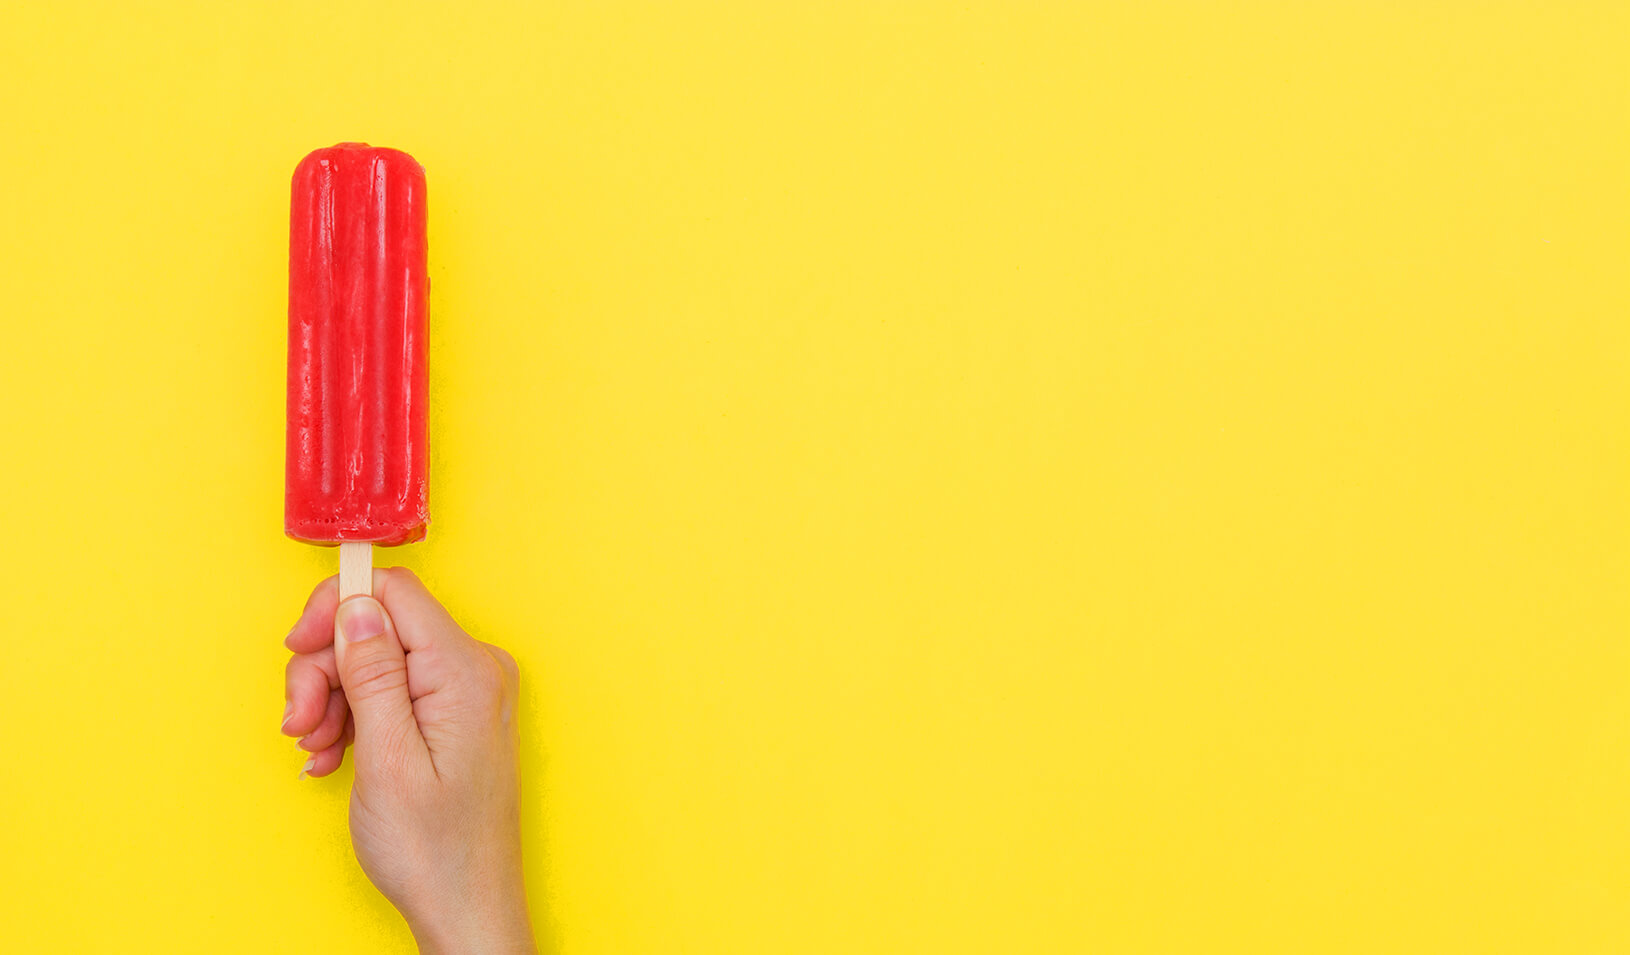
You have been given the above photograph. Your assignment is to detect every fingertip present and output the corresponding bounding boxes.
[303,719,355,779]
[283,707,319,739]
[302,744,347,779]
[335,594,392,659]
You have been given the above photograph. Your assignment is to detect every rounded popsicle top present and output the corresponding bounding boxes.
[293,143,426,191]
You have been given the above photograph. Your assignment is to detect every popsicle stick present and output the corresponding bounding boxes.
[339,542,373,600]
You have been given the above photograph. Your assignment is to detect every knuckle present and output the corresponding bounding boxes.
[490,646,520,680]
[373,566,422,609]
[345,655,406,700]
[384,566,420,586]
[285,655,317,694]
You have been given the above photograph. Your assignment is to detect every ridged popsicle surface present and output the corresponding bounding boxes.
[286,143,428,545]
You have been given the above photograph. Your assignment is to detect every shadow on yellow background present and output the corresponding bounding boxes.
[1,2,1626,952]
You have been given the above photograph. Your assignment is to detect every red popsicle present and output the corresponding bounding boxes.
[285,143,428,597]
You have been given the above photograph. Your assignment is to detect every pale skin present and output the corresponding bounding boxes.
[282,567,538,955]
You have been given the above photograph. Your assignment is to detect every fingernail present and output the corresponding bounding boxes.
[299,758,315,780]
[280,701,294,731]
[297,736,313,752]
[338,599,385,643]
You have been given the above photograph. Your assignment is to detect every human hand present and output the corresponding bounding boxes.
[282,568,537,954]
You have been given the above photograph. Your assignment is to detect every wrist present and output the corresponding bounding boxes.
[405,879,536,955]
[411,907,536,955]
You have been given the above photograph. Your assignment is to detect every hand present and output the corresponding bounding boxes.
[282,568,537,954]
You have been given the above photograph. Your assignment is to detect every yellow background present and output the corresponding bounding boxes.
[1,2,1625,952]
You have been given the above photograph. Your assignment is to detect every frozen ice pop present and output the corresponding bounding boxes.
[285,143,428,596]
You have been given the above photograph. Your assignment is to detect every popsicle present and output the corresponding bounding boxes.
[285,143,429,598]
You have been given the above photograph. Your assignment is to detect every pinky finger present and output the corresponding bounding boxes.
[303,714,356,779]
[301,743,347,779]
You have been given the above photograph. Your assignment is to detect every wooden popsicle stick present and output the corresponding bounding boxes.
[339,542,373,600]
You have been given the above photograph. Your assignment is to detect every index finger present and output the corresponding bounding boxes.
[284,575,340,653]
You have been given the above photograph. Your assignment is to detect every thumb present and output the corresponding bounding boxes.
[334,595,424,769]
